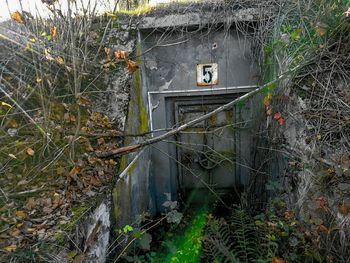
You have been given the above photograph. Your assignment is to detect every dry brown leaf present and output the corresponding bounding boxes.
[81,126,89,133]
[26,198,37,210]
[317,197,327,209]
[9,228,21,237]
[90,177,102,187]
[126,60,139,72]
[70,114,76,122]
[15,210,27,218]
[11,11,24,24]
[97,138,105,145]
[43,207,53,214]
[263,98,271,107]
[104,47,111,60]
[318,224,328,233]
[26,148,35,156]
[17,180,29,186]
[266,108,273,116]
[69,166,81,178]
[4,244,17,252]
[272,257,285,263]
[84,141,94,152]
[77,96,91,106]
[114,50,128,59]
[51,26,57,39]
[88,156,98,165]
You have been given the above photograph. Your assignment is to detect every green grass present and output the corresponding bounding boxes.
[142,189,213,263]
[165,208,207,263]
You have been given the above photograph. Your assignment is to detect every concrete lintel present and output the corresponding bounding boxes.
[139,7,263,29]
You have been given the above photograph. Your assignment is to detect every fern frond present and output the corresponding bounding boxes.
[203,220,240,263]
[203,235,240,263]
[203,207,272,263]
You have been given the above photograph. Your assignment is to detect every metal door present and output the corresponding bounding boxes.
[174,98,240,192]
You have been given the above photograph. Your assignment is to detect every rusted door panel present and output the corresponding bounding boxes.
[175,102,237,190]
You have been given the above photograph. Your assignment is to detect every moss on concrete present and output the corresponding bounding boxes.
[112,187,121,224]
[113,40,149,226]
[135,42,149,134]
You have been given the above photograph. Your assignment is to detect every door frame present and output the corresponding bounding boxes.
[147,86,257,210]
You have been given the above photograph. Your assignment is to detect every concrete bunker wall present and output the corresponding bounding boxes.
[113,13,266,226]
[141,24,262,211]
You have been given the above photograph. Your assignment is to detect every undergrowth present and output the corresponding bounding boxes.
[0,1,133,260]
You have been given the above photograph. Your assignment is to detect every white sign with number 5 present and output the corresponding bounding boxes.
[196,63,218,86]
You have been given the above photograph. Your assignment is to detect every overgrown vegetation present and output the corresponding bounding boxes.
[0,1,136,261]
[1,0,350,262]
[263,0,350,261]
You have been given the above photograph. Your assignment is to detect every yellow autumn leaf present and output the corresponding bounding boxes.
[11,11,24,24]
[56,166,65,175]
[25,42,31,51]
[9,119,18,128]
[56,56,64,65]
[109,159,117,165]
[77,96,91,106]
[105,12,117,18]
[50,26,57,39]
[26,148,35,156]
[4,244,17,252]
[1,101,12,108]
[15,210,27,218]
